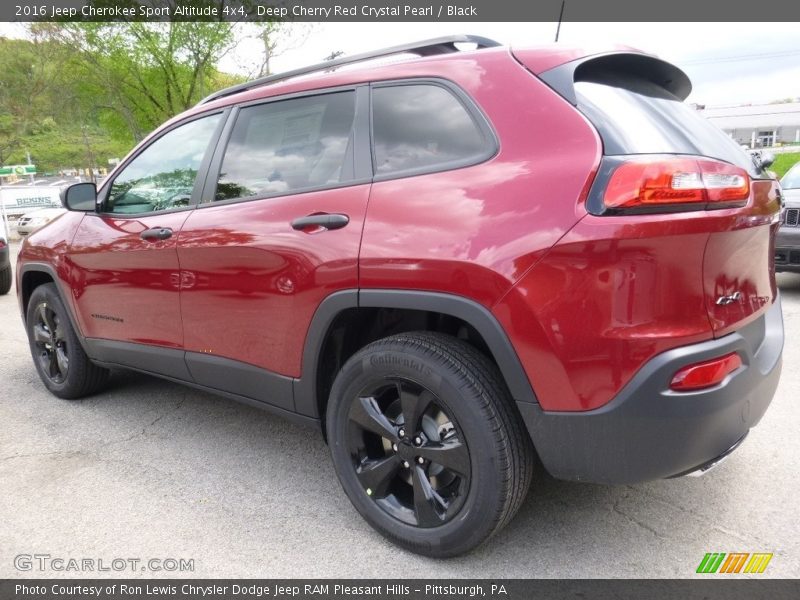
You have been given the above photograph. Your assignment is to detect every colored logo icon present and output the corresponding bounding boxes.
[697,552,773,574]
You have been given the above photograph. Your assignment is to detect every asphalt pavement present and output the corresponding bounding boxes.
[1,241,798,578]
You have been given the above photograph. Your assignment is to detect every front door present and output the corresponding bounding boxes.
[68,112,224,375]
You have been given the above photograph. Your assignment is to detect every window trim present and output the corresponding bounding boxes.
[369,77,499,182]
[95,108,230,218]
[198,85,370,209]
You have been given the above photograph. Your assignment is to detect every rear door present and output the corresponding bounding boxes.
[68,112,225,372]
[177,87,371,410]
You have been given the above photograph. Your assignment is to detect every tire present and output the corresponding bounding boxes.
[327,331,534,557]
[0,264,11,295]
[26,283,110,399]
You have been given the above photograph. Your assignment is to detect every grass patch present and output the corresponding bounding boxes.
[772,152,800,179]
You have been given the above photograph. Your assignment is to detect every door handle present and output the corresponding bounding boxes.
[291,213,349,232]
[140,227,173,241]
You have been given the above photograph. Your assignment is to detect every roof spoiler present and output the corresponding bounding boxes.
[537,52,692,105]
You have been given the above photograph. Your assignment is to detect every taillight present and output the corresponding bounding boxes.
[669,352,742,391]
[603,157,750,212]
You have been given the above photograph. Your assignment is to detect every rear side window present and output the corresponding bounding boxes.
[215,91,355,201]
[575,75,758,176]
[372,84,488,176]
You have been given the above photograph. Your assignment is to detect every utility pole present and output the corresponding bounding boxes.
[80,125,97,183]
[26,150,34,184]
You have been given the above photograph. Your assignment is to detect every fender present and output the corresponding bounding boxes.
[18,262,91,355]
[293,289,539,418]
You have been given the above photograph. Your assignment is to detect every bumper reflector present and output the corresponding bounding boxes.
[670,352,742,391]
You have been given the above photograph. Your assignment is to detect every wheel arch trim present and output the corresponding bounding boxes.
[18,262,90,355]
[294,289,539,418]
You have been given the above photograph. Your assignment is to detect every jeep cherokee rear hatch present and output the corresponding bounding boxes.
[515,50,781,337]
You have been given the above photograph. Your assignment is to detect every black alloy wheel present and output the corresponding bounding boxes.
[327,331,535,557]
[26,283,109,399]
[32,302,69,384]
[347,377,470,528]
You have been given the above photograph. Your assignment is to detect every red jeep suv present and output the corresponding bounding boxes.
[16,36,784,557]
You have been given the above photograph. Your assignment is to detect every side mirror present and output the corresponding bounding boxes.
[60,182,97,212]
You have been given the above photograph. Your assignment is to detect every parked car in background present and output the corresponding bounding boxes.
[0,227,10,294]
[15,207,67,237]
[15,36,784,557]
[777,162,800,272]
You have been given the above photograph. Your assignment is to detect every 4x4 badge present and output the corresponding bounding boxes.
[716,291,743,306]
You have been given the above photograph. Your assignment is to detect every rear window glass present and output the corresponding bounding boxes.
[575,76,759,176]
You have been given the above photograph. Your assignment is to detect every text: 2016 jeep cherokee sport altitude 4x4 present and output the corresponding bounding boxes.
[16,36,784,557]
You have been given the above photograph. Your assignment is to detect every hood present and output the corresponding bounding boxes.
[21,208,67,219]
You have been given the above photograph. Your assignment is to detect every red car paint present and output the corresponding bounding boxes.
[16,43,780,414]
[177,185,371,376]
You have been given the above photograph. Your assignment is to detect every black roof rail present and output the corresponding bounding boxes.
[197,35,502,106]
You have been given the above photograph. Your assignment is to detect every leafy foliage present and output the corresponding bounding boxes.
[0,34,71,165]
[37,22,245,139]
[0,21,285,172]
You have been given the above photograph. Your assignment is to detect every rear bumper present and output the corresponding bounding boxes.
[518,295,784,484]
[776,226,800,272]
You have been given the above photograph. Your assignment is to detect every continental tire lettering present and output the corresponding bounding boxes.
[368,354,433,378]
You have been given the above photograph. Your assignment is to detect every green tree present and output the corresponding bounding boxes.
[1,19,292,171]
[39,22,244,140]
[0,32,69,164]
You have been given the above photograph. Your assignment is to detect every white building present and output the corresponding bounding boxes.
[696,102,800,149]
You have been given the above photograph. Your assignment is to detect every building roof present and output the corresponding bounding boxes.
[697,102,800,130]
